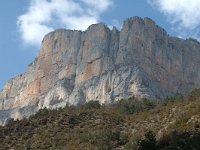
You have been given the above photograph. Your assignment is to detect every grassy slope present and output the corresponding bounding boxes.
[0,90,200,150]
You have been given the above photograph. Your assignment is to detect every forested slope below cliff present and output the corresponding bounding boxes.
[1,89,200,149]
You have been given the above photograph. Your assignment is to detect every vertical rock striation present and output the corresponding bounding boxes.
[1,17,200,125]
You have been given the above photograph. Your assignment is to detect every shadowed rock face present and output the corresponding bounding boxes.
[1,16,200,125]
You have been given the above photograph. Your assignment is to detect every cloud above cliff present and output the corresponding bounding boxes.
[148,0,200,39]
[17,0,113,47]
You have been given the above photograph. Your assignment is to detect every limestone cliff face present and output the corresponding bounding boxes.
[1,16,200,125]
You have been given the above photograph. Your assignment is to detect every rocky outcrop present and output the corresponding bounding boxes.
[1,16,200,125]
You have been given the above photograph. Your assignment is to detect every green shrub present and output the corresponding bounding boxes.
[83,100,101,109]
[114,98,156,114]
[138,130,157,150]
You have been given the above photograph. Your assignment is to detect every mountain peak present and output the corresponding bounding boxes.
[1,16,200,125]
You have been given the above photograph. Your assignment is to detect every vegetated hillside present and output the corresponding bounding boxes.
[1,89,200,150]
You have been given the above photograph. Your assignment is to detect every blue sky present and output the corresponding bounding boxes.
[1,0,200,90]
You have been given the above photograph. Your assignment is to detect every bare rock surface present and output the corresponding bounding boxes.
[1,17,200,124]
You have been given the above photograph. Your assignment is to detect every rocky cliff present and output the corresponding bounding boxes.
[1,16,200,125]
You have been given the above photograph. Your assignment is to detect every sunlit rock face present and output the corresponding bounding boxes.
[1,16,200,125]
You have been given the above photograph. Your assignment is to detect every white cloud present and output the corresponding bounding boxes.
[148,0,200,39]
[17,0,113,47]
[108,19,121,30]
[81,0,113,15]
